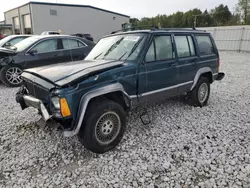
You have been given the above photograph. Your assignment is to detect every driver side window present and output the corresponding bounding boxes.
[145,35,173,62]
[31,39,58,53]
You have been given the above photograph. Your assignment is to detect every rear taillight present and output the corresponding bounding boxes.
[0,34,3,39]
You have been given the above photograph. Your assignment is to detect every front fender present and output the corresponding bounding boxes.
[63,82,131,137]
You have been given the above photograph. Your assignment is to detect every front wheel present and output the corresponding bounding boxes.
[78,99,126,154]
[0,65,23,87]
[189,77,210,107]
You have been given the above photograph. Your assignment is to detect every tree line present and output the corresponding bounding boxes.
[129,0,250,28]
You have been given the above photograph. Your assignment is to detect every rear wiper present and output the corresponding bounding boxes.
[94,52,103,60]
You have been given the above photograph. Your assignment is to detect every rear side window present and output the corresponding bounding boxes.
[175,35,196,58]
[195,35,214,55]
[62,39,86,49]
[175,36,189,57]
[145,35,173,62]
[187,36,195,56]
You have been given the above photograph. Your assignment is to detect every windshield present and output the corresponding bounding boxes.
[0,36,15,47]
[14,37,40,52]
[85,34,146,61]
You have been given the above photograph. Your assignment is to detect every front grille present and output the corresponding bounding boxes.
[23,78,50,103]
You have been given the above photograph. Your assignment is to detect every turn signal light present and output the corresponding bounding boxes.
[60,98,71,117]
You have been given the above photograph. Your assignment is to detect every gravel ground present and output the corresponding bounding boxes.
[0,51,250,188]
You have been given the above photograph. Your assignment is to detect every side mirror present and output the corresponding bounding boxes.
[27,49,38,55]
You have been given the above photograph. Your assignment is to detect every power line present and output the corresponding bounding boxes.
[192,10,231,28]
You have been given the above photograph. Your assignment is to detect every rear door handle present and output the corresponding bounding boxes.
[191,57,199,63]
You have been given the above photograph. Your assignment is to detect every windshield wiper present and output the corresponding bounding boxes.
[118,51,128,61]
[94,52,103,60]
[124,37,144,61]
[102,37,125,59]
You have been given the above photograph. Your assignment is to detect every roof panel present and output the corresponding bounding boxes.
[4,1,130,18]
[30,1,130,18]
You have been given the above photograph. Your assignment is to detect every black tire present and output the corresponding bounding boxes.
[78,99,126,154]
[189,76,210,107]
[0,65,22,87]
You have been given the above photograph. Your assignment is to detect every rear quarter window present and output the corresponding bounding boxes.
[82,38,95,46]
[195,35,215,55]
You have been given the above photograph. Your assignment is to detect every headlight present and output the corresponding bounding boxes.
[0,57,9,65]
[51,97,60,109]
[51,89,60,95]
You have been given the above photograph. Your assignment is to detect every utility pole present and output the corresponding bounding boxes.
[193,14,207,28]
[193,10,226,28]
[194,15,197,28]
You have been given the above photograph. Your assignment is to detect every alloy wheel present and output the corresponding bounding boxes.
[6,67,22,85]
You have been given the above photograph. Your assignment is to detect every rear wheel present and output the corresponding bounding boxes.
[189,77,210,107]
[78,99,126,154]
[0,65,22,87]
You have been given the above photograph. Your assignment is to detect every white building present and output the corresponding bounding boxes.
[4,1,130,40]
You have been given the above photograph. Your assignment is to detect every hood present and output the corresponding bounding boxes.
[0,47,16,57]
[23,59,124,86]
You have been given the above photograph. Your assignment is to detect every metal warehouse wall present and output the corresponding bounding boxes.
[5,5,30,34]
[198,25,250,52]
[31,4,129,41]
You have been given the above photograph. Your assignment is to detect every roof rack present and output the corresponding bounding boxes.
[156,28,206,32]
[111,24,206,34]
[111,24,159,34]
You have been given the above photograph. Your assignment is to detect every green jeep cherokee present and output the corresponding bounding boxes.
[16,28,225,153]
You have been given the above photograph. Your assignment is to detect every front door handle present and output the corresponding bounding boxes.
[171,63,178,67]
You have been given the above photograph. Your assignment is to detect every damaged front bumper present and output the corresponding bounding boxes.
[16,91,51,121]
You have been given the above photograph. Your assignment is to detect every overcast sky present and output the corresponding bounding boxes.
[0,0,238,21]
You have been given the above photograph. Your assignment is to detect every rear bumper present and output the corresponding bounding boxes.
[16,94,51,121]
[214,72,225,81]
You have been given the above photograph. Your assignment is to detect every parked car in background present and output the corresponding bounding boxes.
[0,35,30,48]
[0,35,95,87]
[16,28,224,153]
[41,31,60,35]
[0,34,9,39]
[71,33,94,41]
